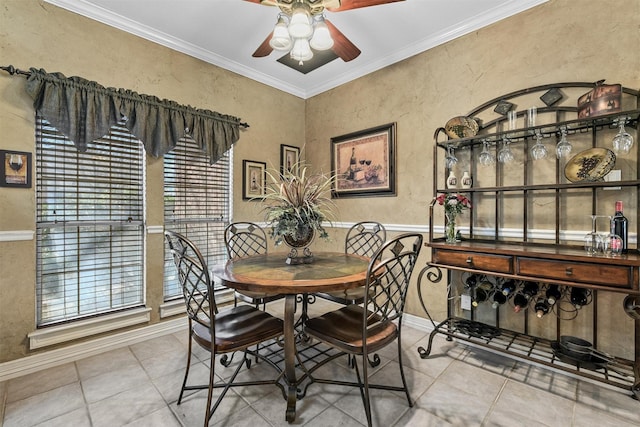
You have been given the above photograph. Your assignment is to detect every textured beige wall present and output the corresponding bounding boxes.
[1,0,639,363]
[305,0,640,357]
[0,0,304,362]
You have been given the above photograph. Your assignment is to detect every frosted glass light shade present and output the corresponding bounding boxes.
[290,38,313,63]
[288,4,312,38]
[310,19,333,50]
[269,17,292,51]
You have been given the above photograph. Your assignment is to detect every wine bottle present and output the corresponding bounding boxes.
[522,281,539,300]
[545,284,562,306]
[472,280,493,307]
[611,201,628,253]
[464,273,479,289]
[491,291,507,309]
[349,147,357,180]
[513,292,529,313]
[500,279,518,296]
[570,287,589,309]
[534,297,550,318]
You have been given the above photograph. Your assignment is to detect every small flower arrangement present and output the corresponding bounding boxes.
[435,193,471,243]
[436,193,472,216]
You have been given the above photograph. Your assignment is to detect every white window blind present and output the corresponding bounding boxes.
[36,115,145,326]
[163,136,231,300]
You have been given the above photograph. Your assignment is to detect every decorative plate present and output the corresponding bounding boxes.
[444,116,479,139]
[564,148,616,183]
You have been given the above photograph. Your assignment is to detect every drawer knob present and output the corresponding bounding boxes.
[466,257,473,264]
[565,267,573,276]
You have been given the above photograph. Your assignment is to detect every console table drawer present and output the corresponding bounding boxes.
[517,257,632,288]
[432,249,513,274]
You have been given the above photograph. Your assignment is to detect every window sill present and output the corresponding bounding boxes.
[28,307,152,350]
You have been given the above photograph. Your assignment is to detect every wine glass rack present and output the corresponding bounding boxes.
[418,81,640,399]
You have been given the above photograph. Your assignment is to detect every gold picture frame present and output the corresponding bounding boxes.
[331,123,396,198]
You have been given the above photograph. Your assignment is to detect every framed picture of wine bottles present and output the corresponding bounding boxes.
[330,122,396,198]
[0,150,31,188]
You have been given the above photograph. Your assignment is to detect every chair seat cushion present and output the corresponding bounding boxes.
[192,305,283,353]
[304,305,397,354]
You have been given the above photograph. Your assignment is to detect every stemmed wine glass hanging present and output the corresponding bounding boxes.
[530,131,548,160]
[555,126,572,159]
[445,145,458,169]
[498,110,517,164]
[478,139,496,167]
[612,115,634,154]
[497,136,514,163]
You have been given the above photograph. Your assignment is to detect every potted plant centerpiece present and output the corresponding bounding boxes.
[262,161,337,264]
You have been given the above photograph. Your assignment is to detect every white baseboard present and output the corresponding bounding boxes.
[0,316,186,382]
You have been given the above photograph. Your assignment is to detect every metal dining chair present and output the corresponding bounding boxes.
[315,221,386,305]
[303,232,423,427]
[224,222,285,308]
[165,230,284,426]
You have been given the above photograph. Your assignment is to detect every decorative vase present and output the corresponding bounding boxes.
[283,224,315,264]
[445,211,457,243]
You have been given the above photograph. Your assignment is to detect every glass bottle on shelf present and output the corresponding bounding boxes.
[545,284,562,306]
[491,291,507,309]
[611,201,628,253]
[569,287,589,309]
[500,278,518,296]
[513,292,529,313]
[472,279,493,307]
[534,297,550,318]
[521,281,539,300]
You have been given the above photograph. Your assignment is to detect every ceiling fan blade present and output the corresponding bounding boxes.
[327,0,405,12]
[252,32,274,57]
[326,19,361,62]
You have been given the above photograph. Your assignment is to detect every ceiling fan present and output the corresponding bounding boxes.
[244,0,405,72]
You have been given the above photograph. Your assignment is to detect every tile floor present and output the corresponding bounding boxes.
[2,300,639,427]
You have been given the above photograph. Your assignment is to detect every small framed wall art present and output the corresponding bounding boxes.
[242,159,266,200]
[0,150,32,188]
[280,144,300,176]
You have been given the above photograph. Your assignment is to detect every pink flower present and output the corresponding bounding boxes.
[435,193,471,216]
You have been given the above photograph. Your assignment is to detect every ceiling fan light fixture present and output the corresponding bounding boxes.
[290,37,313,65]
[309,16,333,51]
[288,3,313,38]
[269,15,292,51]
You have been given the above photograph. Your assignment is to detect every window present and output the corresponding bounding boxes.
[163,136,231,300]
[35,115,145,326]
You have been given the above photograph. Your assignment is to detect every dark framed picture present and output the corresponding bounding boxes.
[280,144,300,176]
[0,150,32,188]
[331,123,396,198]
[242,160,266,200]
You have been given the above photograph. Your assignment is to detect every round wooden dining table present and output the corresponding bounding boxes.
[215,251,370,423]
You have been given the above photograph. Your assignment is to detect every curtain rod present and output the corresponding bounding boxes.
[0,65,250,129]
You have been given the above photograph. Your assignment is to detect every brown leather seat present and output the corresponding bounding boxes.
[304,233,423,427]
[165,230,284,427]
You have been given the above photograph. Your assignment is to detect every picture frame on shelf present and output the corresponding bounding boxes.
[0,150,31,188]
[280,144,300,176]
[331,123,396,198]
[242,160,266,200]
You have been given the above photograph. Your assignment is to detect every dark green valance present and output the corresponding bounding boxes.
[24,67,246,164]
